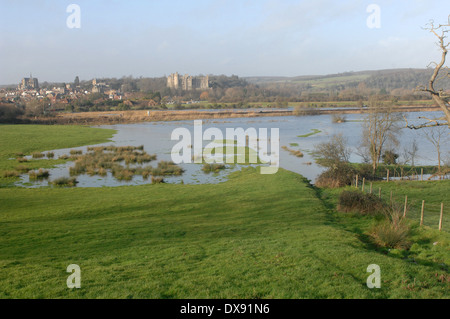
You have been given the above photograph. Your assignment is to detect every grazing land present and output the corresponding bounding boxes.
[0,125,448,299]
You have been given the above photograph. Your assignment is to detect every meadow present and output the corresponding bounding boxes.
[0,125,448,298]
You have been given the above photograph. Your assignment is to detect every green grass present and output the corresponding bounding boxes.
[0,125,448,299]
[0,125,115,186]
[0,167,448,298]
[297,129,322,138]
[322,180,450,231]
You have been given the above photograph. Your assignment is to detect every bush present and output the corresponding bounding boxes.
[370,205,411,249]
[315,162,356,188]
[382,150,399,165]
[331,114,347,123]
[338,190,386,215]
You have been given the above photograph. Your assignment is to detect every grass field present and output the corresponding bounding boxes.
[0,125,115,186]
[0,125,448,299]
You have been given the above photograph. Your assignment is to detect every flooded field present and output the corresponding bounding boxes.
[16,111,448,187]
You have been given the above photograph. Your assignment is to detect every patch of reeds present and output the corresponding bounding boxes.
[151,176,165,184]
[66,145,182,182]
[16,157,28,163]
[69,149,83,155]
[3,170,20,178]
[202,163,226,173]
[50,177,78,187]
[28,169,50,180]
[369,205,411,249]
[282,146,304,158]
[46,152,55,158]
[15,165,31,173]
[32,152,45,159]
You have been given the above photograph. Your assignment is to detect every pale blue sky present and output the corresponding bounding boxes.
[0,0,449,84]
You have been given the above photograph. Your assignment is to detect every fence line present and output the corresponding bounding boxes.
[352,175,446,231]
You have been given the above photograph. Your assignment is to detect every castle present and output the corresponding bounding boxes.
[167,73,209,90]
[19,74,39,90]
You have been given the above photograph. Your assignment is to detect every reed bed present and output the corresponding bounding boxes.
[66,145,182,182]
[282,146,304,158]
[28,169,49,180]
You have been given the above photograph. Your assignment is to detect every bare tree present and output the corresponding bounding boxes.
[408,15,450,129]
[313,133,351,167]
[360,97,402,174]
[422,126,449,173]
[400,139,419,166]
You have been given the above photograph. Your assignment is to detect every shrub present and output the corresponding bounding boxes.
[315,162,356,188]
[382,150,399,165]
[50,177,78,187]
[338,190,386,215]
[370,205,411,249]
[331,114,347,123]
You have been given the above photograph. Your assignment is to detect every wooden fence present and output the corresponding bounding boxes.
[352,174,447,232]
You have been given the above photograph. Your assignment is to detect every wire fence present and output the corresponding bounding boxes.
[352,175,447,232]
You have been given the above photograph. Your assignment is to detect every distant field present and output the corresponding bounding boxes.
[292,74,371,88]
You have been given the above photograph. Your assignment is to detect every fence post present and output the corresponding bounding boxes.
[421,168,423,181]
[390,191,393,204]
[370,182,373,194]
[403,195,408,217]
[355,175,358,188]
[378,187,381,198]
[439,203,444,231]
[362,178,365,192]
[387,169,389,182]
[420,200,425,226]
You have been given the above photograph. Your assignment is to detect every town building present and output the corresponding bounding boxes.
[19,74,39,90]
[167,73,209,90]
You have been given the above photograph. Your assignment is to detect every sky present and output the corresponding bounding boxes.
[0,0,449,84]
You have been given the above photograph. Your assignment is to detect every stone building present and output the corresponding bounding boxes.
[167,72,209,90]
[19,74,39,90]
[91,78,108,93]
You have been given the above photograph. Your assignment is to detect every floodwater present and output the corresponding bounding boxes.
[16,110,448,187]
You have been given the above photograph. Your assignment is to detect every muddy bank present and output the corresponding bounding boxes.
[23,105,441,125]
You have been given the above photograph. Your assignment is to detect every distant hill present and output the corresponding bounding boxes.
[244,68,449,92]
